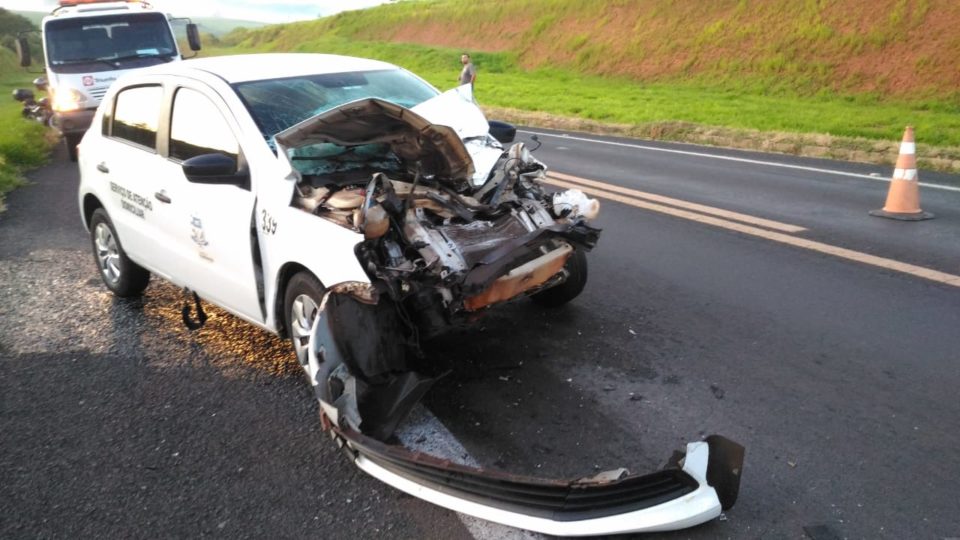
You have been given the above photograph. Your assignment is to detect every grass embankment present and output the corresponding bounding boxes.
[0,49,53,212]
[276,0,960,99]
[211,38,960,171]
[219,0,960,172]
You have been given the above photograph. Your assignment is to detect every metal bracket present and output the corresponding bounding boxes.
[181,289,208,330]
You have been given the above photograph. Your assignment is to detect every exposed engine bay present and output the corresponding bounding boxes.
[292,141,600,330]
[271,96,743,536]
[275,98,601,439]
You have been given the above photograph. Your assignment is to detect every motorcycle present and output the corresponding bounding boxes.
[12,77,52,126]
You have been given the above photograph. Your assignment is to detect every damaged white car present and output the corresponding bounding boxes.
[78,53,743,536]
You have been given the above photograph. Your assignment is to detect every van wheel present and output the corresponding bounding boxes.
[89,209,150,297]
[65,133,81,162]
[531,248,588,308]
[284,272,326,367]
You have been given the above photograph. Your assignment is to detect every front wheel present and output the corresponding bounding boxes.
[65,133,81,162]
[284,272,326,367]
[531,248,588,308]
[89,209,150,297]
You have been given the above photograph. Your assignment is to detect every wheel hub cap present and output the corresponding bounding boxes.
[94,223,121,284]
[291,294,319,365]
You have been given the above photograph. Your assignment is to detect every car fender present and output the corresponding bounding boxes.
[254,161,371,332]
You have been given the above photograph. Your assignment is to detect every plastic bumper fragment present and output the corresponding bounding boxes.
[332,426,744,536]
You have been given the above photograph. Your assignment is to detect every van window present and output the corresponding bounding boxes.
[44,12,178,74]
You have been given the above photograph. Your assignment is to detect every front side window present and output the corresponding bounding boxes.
[169,88,239,163]
[111,85,162,149]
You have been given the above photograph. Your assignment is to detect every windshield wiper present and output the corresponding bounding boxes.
[55,58,117,69]
[111,53,172,63]
[294,148,357,161]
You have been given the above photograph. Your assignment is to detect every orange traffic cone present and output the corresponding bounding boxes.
[870,126,934,221]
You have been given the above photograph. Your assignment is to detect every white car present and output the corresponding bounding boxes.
[77,53,742,536]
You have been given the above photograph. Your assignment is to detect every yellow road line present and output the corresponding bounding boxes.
[543,177,960,288]
[548,171,807,233]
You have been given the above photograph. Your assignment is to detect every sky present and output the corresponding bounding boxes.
[0,0,392,23]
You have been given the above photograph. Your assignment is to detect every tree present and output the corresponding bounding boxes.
[0,8,41,61]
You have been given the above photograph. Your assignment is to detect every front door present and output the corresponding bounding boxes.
[153,83,263,323]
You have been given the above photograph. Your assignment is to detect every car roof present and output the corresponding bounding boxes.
[141,53,401,84]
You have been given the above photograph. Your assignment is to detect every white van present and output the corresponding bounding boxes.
[16,0,200,161]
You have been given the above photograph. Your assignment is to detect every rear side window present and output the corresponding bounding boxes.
[111,85,163,149]
[169,87,239,163]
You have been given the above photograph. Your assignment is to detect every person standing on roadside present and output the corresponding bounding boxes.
[459,53,476,90]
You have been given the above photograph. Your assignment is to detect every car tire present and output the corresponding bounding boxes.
[488,120,517,144]
[531,248,588,308]
[65,133,81,162]
[284,271,326,367]
[89,208,150,297]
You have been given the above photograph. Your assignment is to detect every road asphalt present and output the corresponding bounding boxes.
[2,133,959,539]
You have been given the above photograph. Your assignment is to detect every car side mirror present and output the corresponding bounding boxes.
[16,37,31,67]
[488,120,516,144]
[186,24,202,52]
[182,153,249,189]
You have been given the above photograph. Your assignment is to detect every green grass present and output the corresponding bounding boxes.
[0,51,54,211]
[211,0,960,170]
[209,39,960,149]
[220,0,960,99]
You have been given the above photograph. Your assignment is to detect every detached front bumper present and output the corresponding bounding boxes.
[309,286,745,535]
[330,425,743,536]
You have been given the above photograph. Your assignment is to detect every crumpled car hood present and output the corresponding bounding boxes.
[411,84,490,140]
[274,97,476,182]
[411,85,506,187]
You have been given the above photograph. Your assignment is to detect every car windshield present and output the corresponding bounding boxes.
[45,12,178,73]
[234,69,439,141]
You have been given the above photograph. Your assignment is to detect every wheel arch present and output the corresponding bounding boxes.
[82,194,104,230]
[273,262,324,339]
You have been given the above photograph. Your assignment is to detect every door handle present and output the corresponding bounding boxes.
[154,191,172,204]
[96,162,109,174]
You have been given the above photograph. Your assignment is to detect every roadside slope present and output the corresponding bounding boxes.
[0,48,54,213]
[215,0,960,170]
[227,0,960,99]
